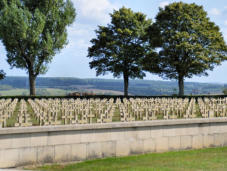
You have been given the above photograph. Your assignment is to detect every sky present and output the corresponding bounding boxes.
[0,0,227,83]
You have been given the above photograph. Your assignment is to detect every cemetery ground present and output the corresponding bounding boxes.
[1,97,227,169]
[1,97,227,127]
[30,146,227,171]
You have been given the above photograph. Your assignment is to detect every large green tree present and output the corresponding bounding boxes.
[88,7,153,96]
[0,69,5,80]
[0,0,76,95]
[144,2,227,96]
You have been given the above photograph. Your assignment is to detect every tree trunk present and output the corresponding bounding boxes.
[123,73,129,97]
[178,76,184,96]
[29,71,36,96]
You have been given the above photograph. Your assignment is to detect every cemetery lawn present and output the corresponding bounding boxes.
[32,146,227,171]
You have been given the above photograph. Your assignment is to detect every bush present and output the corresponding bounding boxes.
[223,88,227,95]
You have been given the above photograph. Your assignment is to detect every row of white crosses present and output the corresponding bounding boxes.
[14,99,32,127]
[28,97,227,124]
[60,98,115,124]
[0,97,227,127]
[184,98,197,118]
[0,99,18,127]
[198,98,227,118]
[118,98,191,121]
[28,99,61,126]
[27,98,116,125]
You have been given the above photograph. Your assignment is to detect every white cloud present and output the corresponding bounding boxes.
[65,0,120,59]
[224,20,227,26]
[72,0,118,24]
[68,23,93,38]
[209,8,221,16]
[159,1,169,8]
[75,39,91,49]
[66,24,93,53]
[223,28,227,43]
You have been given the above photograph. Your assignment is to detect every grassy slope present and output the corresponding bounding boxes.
[0,89,29,96]
[0,76,224,95]
[0,88,70,96]
[44,88,70,96]
[33,147,227,171]
[0,88,125,96]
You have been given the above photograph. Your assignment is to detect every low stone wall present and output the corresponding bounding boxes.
[1,118,227,168]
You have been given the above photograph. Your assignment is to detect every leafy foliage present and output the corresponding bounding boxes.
[0,69,5,80]
[88,7,153,96]
[144,2,227,95]
[223,88,227,95]
[0,0,76,95]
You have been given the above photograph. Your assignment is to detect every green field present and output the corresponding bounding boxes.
[0,88,71,96]
[32,147,227,171]
[0,87,125,96]
[0,76,225,96]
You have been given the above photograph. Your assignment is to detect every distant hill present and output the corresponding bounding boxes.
[0,76,225,96]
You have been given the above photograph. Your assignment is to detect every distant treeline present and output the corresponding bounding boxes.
[0,76,224,96]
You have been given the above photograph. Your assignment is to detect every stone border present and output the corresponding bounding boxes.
[1,117,227,135]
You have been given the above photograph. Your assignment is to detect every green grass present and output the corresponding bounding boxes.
[42,88,72,96]
[0,88,29,96]
[32,147,227,171]
[0,88,72,96]
[112,107,120,122]
[26,101,39,126]
[5,101,20,127]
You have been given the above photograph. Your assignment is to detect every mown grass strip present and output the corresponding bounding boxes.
[31,147,227,171]
[26,101,39,126]
[5,101,20,127]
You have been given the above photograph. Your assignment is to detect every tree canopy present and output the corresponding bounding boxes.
[88,7,153,96]
[0,0,76,95]
[0,69,5,80]
[144,2,227,96]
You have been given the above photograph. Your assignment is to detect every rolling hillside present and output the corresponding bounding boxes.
[0,76,225,96]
